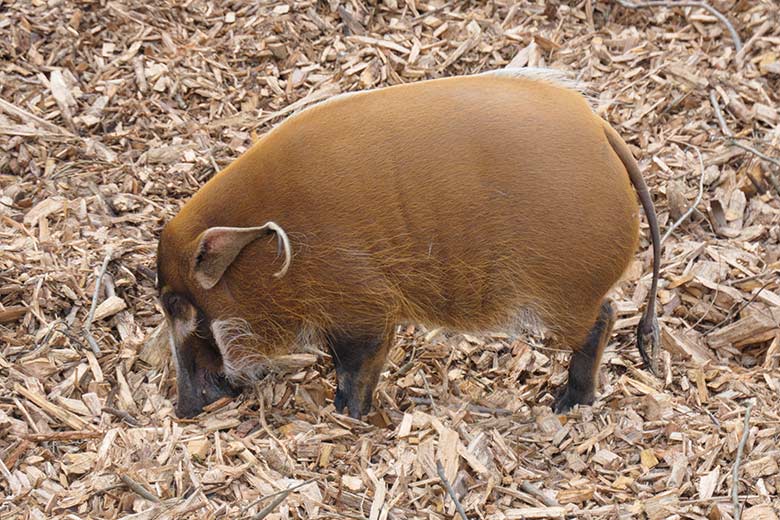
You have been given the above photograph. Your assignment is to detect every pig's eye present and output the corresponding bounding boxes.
[161,293,185,317]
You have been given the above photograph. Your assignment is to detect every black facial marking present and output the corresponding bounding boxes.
[161,292,187,318]
[174,317,242,418]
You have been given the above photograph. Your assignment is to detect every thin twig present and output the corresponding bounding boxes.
[616,1,742,53]
[251,479,318,520]
[703,278,776,334]
[732,400,754,520]
[520,481,560,507]
[257,398,294,468]
[730,140,780,169]
[2,439,32,470]
[710,90,733,137]
[40,321,89,352]
[120,474,161,503]
[730,141,780,196]
[436,460,469,520]
[709,90,780,196]
[680,494,759,505]
[419,370,439,416]
[103,406,140,426]
[409,396,512,416]
[0,97,77,136]
[25,430,104,442]
[241,478,318,515]
[662,146,706,243]
[83,248,113,354]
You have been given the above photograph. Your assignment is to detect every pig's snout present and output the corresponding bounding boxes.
[175,371,241,418]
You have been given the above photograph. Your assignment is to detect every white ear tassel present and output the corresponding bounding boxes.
[265,221,291,278]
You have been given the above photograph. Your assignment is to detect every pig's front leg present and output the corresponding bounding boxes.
[326,330,392,419]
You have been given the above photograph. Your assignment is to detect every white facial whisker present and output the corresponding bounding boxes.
[210,318,322,385]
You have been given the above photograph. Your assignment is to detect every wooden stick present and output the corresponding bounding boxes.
[409,396,512,415]
[615,1,742,53]
[14,384,89,431]
[83,248,113,354]
[709,90,733,137]
[419,370,440,416]
[103,406,140,426]
[0,306,27,324]
[25,431,104,442]
[257,398,294,468]
[520,482,561,508]
[120,474,161,503]
[662,146,705,243]
[704,278,776,334]
[731,400,754,520]
[0,97,76,136]
[680,494,760,505]
[251,478,318,520]
[436,460,469,520]
[2,439,32,470]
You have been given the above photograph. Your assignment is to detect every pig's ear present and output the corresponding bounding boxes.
[192,222,291,290]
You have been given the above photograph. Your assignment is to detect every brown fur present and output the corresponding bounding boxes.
[157,72,659,418]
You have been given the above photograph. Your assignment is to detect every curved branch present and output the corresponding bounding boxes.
[662,146,705,243]
[616,0,743,53]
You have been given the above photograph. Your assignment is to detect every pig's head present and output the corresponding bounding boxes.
[156,219,291,418]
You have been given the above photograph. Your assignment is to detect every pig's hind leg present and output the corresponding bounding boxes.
[553,299,616,413]
[326,329,392,419]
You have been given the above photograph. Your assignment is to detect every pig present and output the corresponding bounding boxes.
[156,68,660,419]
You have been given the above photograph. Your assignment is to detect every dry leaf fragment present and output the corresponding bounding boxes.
[93,295,127,321]
[187,439,210,460]
[640,448,659,469]
[742,505,779,520]
[62,452,97,475]
[644,493,680,520]
[556,486,594,504]
[698,467,720,500]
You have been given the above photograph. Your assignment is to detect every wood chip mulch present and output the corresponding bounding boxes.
[1,1,779,519]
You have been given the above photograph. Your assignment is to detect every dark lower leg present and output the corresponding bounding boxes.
[554,299,616,413]
[327,330,391,419]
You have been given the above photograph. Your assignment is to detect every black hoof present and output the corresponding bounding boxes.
[637,315,661,376]
[334,387,347,414]
[333,387,372,419]
[553,387,594,414]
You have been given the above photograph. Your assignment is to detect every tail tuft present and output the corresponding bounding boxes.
[636,314,661,376]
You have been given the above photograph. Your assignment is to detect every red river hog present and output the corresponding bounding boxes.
[156,69,661,419]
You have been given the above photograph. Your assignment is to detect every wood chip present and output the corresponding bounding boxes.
[92,295,127,321]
